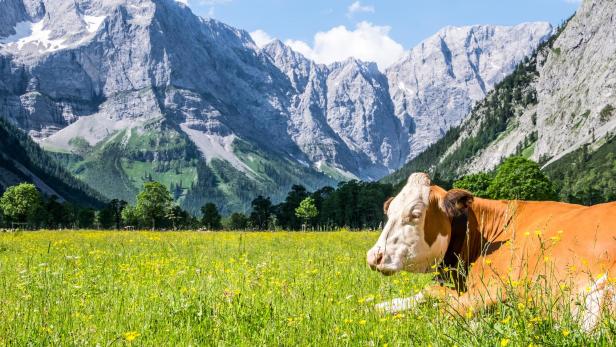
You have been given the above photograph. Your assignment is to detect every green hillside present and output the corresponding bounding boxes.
[49,119,335,214]
[543,135,616,204]
[0,118,104,208]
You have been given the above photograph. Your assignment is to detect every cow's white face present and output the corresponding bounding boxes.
[366,173,451,275]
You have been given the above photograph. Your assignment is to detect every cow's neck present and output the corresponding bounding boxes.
[461,198,514,265]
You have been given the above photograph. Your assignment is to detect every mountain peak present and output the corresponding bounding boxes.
[386,21,553,159]
[1,0,558,212]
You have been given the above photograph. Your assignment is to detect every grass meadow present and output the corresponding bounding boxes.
[0,231,613,346]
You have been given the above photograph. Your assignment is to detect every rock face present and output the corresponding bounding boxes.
[385,0,616,185]
[466,0,616,172]
[386,23,553,159]
[533,0,616,166]
[0,0,553,210]
[263,40,403,179]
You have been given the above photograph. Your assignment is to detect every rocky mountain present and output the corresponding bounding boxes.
[262,40,403,180]
[386,23,553,159]
[0,0,553,212]
[384,0,616,203]
[261,23,552,177]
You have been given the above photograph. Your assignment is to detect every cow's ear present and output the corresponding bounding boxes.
[441,189,473,218]
[383,197,394,215]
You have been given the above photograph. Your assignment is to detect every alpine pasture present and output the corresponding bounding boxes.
[0,231,613,346]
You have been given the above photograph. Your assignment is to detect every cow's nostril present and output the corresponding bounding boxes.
[376,252,384,265]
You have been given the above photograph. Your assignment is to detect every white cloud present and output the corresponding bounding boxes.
[347,1,374,17]
[250,29,276,48]
[284,22,405,70]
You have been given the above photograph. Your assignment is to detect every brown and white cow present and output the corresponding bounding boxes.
[367,173,616,331]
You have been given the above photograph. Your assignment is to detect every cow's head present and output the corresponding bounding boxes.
[366,173,473,275]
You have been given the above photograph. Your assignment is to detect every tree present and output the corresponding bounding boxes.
[0,183,42,226]
[228,212,248,230]
[77,208,96,229]
[135,182,174,229]
[295,197,318,230]
[45,195,68,228]
[201,203,222,230]
[98,199,128,229]
[486,157,557,201]
[250,195,272,230]
[276,185,308,229]
[109,199,127,229]
[121,205,139,228]
[97,206,115,229]
[453,173,493,198]
[168,206,192,230]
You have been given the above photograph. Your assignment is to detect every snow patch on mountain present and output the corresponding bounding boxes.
[83,15,106,34]
[0,20,68,52]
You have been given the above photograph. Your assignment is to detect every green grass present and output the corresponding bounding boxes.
[521,143,535,159]
[120,159,197,196]
[0,231,612,345]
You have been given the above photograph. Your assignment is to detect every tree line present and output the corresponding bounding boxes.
[0,179,393,231]
[0,156,569,231]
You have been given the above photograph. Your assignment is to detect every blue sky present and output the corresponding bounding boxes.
[180,0,581,69]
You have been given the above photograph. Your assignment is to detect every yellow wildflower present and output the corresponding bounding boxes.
[562,329,570,337]
[123,331,141,342]
[501,338,510,346]
[359,320,367,325]
[465,308,474,319]
[524,231,530,237]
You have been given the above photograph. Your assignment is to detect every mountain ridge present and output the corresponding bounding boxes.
[0,0,553,212]
[384,0,616,204]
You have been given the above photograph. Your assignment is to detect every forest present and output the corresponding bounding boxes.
[0,156,562,231]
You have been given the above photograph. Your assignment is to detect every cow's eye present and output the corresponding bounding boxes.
[402,213,420,224]
[409,202,424,219]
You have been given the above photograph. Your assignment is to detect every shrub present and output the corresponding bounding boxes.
[486,157,557,201]
[453,173,493,198]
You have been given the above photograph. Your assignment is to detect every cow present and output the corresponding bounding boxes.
[367,172,616,331]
